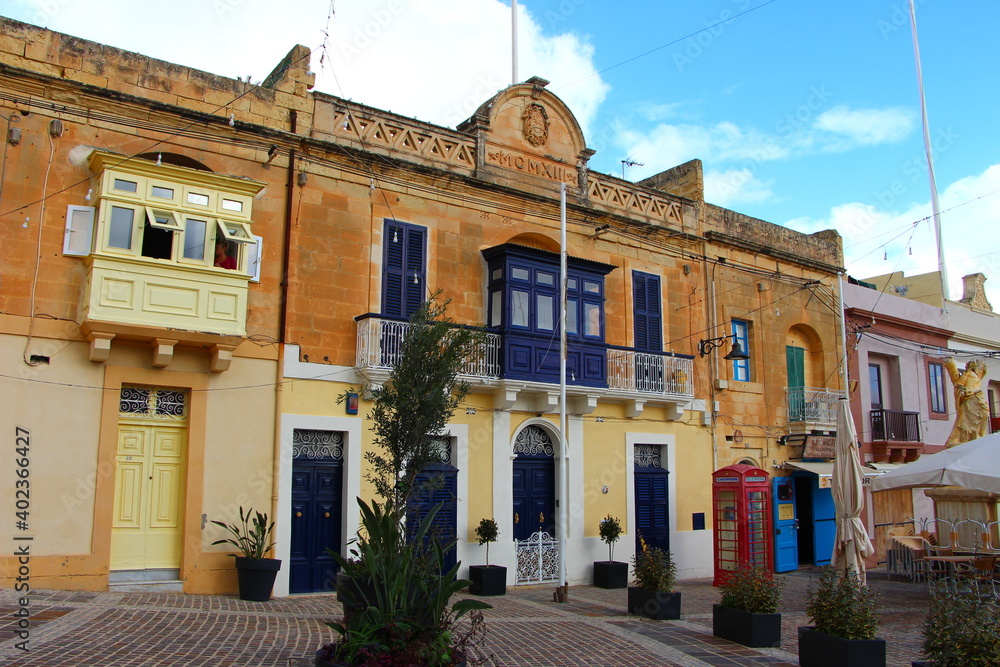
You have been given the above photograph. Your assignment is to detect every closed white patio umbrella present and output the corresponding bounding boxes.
[831,399,875,582]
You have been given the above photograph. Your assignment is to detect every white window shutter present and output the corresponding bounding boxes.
[247,235,263,282]
[63,205,95,256]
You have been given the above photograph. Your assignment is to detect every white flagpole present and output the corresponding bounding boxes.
[512,0,519,85]
[559,182,568,592]
[908,0,948,300]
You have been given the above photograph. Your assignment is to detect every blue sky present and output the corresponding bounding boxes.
[4,0,999,305]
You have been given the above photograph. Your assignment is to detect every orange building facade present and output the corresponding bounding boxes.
[0,18,845,595]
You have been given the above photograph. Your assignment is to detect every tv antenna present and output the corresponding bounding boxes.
[621,157,643,179]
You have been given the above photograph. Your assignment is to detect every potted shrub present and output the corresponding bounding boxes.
[712,560,784,648]
[628,538,679,620]
[211,506,280,602]
[799,566,884,667]
[914,580,1000,667]
[593,514,627,589]
[318,297,491,665]
[469,518,506,596]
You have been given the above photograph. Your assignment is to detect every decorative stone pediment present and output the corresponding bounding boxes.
[459,76,590,190]
[959,273,993,312]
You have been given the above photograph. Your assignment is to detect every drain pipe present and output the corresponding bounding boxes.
[271,110,298,559]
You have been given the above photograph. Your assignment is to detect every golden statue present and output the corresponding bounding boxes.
[944,358,990,446]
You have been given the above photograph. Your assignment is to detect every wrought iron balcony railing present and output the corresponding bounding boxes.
[355,315,694,398]
[786,386,845,425]
[870,409,921,442]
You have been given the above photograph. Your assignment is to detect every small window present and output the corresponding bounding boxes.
[491,268,503,282]
[145,208,183,232]
[512,267,530,281]
[566,300,578,334]
[567,277,578,291]
[511,290,529,327]
[183,218,208,260]
[732,319,751,382]
[187,192,210,206]
[150,185,174,199]
[113,178,138,193]
[490,290,502,327]
[247,235,263,282]
[584,303,601,337]
[536,271,555,286]
[108,206,135,249]
[584,280,601,294]
[221,198,243,212]
[63,205,95,256]
[928,361,947,414]
[537,294,554,330]
[217,219,253,243]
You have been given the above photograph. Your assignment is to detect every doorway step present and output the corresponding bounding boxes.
[109,568,183,592]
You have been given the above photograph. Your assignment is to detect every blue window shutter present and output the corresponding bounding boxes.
[382,220,425,318]
[633,272,662,352]
[404,226,426,317]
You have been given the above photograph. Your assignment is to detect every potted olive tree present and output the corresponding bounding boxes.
[628,538,679,620]
[594,514,627,589]
[914,580,1000,667]
[712,560,784,648]
[211,506,280,602]
[799,566,884,667]
[469,518,506,596]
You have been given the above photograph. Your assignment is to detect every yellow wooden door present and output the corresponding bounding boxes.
[111,424,186,570]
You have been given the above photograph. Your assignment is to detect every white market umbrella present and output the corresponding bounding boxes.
[831,399,875,582]
[870,432,1000,495]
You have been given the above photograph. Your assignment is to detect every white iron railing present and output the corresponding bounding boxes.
[356,316,501,381]
[357,316,695,398]
[607,350,694,397]
[786,386,845,424]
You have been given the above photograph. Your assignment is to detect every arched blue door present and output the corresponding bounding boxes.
[634,444,669,553]
[289,430,344,594]
[512,425,558,583]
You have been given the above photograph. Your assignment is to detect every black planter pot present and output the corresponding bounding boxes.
[712,604,781,648]
[627,587,681,620]
[593,561,628,589]
[235,557,281,602]
[469,565,507,596]
[798,626,886,667]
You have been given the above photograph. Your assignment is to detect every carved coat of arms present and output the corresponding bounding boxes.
[522,103,549,147]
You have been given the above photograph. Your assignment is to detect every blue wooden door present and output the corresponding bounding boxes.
[772,476,798,572]
[634,466,670,553]
[290,459,343,594]
[812,480,836,566]
[512,455,555,541]
[407,465,458,573]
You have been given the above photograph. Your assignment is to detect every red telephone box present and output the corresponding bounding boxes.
[712,464,773,586]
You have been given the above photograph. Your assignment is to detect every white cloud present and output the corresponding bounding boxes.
[10,0,609,135]
[786,164,1000,308]
[320,0,609,133]
[813,106,916,150]
[704,169,774,207]
[613,104,915,183]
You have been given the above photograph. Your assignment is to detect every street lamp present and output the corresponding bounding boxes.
[698,334,750,360]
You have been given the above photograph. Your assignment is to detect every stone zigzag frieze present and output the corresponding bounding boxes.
[332,109,476,168]
[588,177,684,226]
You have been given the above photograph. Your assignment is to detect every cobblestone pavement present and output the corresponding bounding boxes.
[0,569,930,666]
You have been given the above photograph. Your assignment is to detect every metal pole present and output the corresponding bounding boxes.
[907,0,948,300]
[559,182,568,590]
[512,0,519,85]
